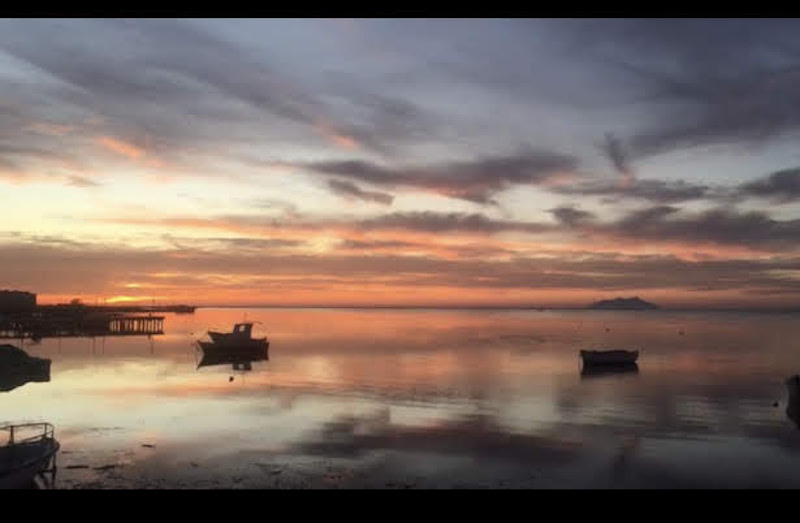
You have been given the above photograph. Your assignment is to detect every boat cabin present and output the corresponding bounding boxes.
[232,323,253,337]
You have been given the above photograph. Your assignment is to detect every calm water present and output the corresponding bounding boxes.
[4,307,800,488]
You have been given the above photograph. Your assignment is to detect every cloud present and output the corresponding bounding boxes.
[5,234,800,308]
[563,19,800,157]
[2,18,799,183]
[549,205,595,226]
[5,18,797,206]
[312,85,448,156]
[356,212,551,234]
[739,168,800,202]
[3,18,800,311]
[0,18,451,176]
[336,239,418,250]
[313,119,360,150]
[98,202,800,256]
[96,136,145,159]
[551,179,715,204]
[327,179,394,206]
[181,236,305,251]
[0,19,322,160]
[245,198,301,219]
[600,132,634,186]
[599,205,800,251]
[0,138,83,180]
[549,164,800,207]
[103,211,555,237]
[66,175,101,187]
[303,147,579,204]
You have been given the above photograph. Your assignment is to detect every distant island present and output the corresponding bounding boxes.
[588,297,659,310]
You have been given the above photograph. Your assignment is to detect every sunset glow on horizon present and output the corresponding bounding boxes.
[3,19,800,309]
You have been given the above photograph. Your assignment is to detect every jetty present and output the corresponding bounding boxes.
[0,289,195,340]
[0,310,165,339]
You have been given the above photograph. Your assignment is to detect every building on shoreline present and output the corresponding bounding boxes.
[0,290,37,312]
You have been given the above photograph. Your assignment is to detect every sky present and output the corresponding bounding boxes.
[2,18,800,308]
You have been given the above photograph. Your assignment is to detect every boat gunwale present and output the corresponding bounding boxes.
[1,423,59,483]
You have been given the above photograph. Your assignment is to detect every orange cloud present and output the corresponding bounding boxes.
[539,171,579,188]
[97,214,782,263]
[96,136,145,159]
[314,119,360,150]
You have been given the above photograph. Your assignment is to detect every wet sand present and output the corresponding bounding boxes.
[52,411,800,489]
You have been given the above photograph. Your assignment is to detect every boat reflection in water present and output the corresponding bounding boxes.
[196,322,269,371]
[0,344,51,393]
[0,423,59,489]
[580,362,639,379]
[579,349,639,366]
[579,349,640,379]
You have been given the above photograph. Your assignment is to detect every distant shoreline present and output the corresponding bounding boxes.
[2,304,196,314]
[187,304,800,314]
[20,303,800,314]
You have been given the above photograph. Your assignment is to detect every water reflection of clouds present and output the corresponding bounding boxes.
[7,308,800,487]
[551,376,800,455]
[290,410,584,462]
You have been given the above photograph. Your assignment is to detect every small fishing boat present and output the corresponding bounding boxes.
[579,349,639,366]
[0,423,59,489]
[207,323,267,348]
[197,323,269,369]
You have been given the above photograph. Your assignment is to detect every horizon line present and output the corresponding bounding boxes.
[187,304,800,313]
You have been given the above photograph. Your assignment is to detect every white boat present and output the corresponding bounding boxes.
[580,349,639,366]
[0,423,59,489]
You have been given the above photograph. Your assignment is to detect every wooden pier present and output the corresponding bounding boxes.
[107,315,164,335]
[0,310,164,339]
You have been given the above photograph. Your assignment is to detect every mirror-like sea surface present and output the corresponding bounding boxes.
[4,307,800,489]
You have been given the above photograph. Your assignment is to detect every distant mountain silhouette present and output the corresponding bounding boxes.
[588,297,659,310]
